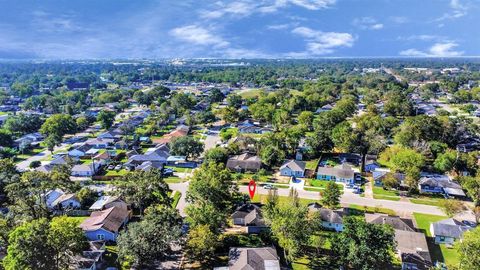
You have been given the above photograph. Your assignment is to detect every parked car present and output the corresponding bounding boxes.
[462,220,477,227]
[163,168,174,176]
[107,165,115,170]
[114,164,122,171]
[263,184,277,190]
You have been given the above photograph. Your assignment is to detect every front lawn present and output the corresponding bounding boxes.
[307,179,344,191]
[105,169,129,176]
[171,191,182,208]
[250,193,319,206]
[347,204,396,216]
[164,176,183,183]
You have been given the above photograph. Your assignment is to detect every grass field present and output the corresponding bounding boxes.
[307,179,344,190]
[305,159,319,170]
[348,204,396,216]
[164,176,184,183]
[413,213,459,267]
[238,88,264,98]
[105,169,129,176]
[410,196,444,206]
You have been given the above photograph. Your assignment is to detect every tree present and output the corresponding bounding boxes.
[76,187,98,208]
[458,227,480,270]
[75,116,90,131]
[209,88,225,103]
[6,170,73,219]
[185,224,219,262]
[3,113,43,136]
[169,136,204,161]
[298,111,314,131]
[40,114,76,145]
[115,169,171,215]
[186,162,240,231]
[331,217,396,270]
[45,134,60,153]
[97,110,116,130]
[260,144,285,168]
[434,149,457,173]
[379,146,425,190]
[118,206,183,267]
[0,129,13,147]
[3,217,87,270]
[227,94,242,109]
[29,160,41,168]
[322,181,341,209]
[204,147,229,164]
[0,158,19,203]
[265,189,312,263]
[461,176,480,206]
[440,200,465,217]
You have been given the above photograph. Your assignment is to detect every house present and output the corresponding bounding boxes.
[395,230,432,270]
[315,104,334,113]
[152,126,189,144]
[71,163,101,177]
[50,193,81,210]
[430,218,472,244]
[136,161,164,172]
[231,204,266,234]
[316,164,355,184]
[373,169,406,187]
[93,152,113,165]
[223,247,280,270]
[85,138,114,149]
[311,207,345,232]
[89,196,127,211]
[72,241,106,270]
[366,214,432,270]
[365,213,415,232]
[418,175,466,198]
[364,160,380,172]
[226,153,262,173]
[45,189,65,208]
[279,160,306,177]
[124,144,170,168]
[79,206,130,242]
[69,144,93,158]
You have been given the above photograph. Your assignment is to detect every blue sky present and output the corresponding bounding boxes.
[0,0,479,59]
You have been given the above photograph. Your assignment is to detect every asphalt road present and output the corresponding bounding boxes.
[16,143,68,171]
[238,185,445,216]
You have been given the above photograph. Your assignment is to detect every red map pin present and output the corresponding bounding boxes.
[248,180,256,199]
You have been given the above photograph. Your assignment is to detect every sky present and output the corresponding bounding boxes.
[0,0,479,59]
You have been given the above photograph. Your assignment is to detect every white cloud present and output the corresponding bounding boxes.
[435,0,469,21]
[200,0,336,19]
[291,26,354,55]
[400,42,464,57]
[352,17,384,30]
[397,35,447,42]
[169,25,230,48]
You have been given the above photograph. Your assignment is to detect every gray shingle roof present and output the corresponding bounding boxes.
[279,160,306,172]
[431,218,471,239]
[228,247,280,270]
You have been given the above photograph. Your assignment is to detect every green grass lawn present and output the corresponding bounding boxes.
[305,159,319,170]
[307,179,344,190]
[410,196,445,206]
[164,176,183,183]
[238,88,264,98]
[372,186,400,201]
[413,213,459,268]
[348,204,396,216]
[250,193,319,206]
[165,166,191,173]
[105,169,129,176]
[171,191,182,208]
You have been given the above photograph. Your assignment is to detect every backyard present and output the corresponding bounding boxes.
[413,213,460,268]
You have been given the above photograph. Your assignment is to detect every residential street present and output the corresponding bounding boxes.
[238,185,445,216]
[16,143,68,171]
[168,181,445,217]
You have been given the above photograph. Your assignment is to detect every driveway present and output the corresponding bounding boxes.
[169,181,189,217]
[203,130,220,152]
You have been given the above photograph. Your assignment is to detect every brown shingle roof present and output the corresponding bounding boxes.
[80,206,129,233]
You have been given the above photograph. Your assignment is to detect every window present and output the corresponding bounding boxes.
[97,234,105,240]
[440,236,445,241]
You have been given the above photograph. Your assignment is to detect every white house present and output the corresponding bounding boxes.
[279,160,306,177]
[71,163,101,177]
